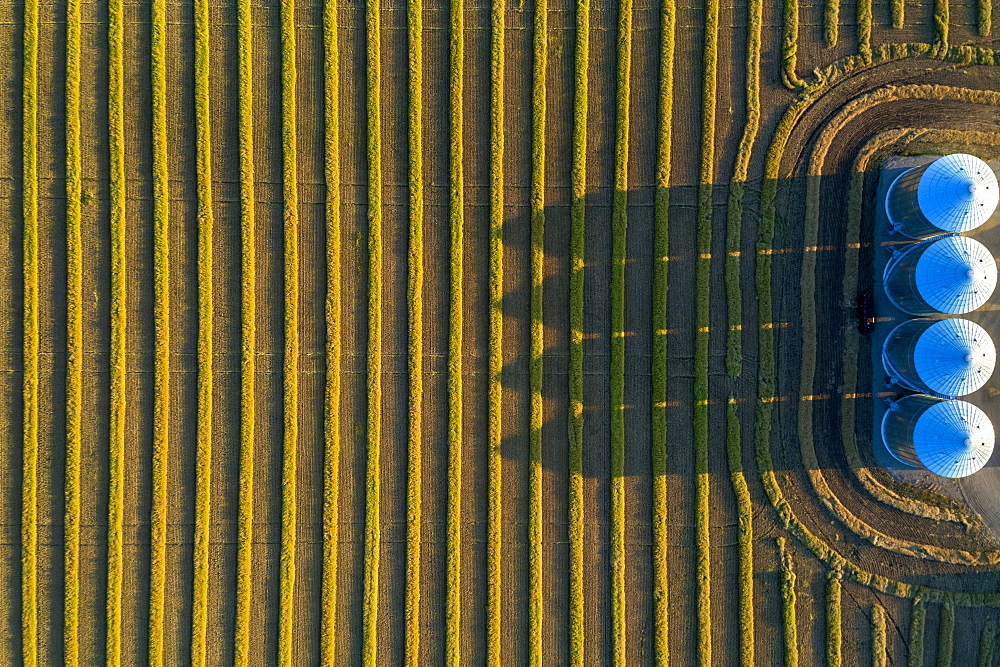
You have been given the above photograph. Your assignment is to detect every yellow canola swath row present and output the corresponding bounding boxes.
[233,0,256,659]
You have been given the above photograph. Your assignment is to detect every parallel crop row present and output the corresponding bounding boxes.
[933,0,949,47]
[148,0,172,657]
[778,538,798,666]
[21,0,39,663]
[63,0,83,660]
[908,599,925,667]
[826,572,841,667]
[568,0,588,657]
[279,0,300,661]
[891,0,904,28]
[824,0,838,46]
[233,0,256,659]
[446,0,465,658]
[694,0,718,655]
[362,0,382,659]
[727,401,754,666]
[979,0,991,35]
[651,0,675,658]
[106,0,127,657]
[857,0,872,58]
[781,0,806,89]
[978,618,995,667]
[937,604,954,667]
[405,0,423,662]
[610,0,632,657]
[191,0,215,658]
[487,0,504,661]
[529,0,546,660]
[872,604,887,667]
[321,0,341,659]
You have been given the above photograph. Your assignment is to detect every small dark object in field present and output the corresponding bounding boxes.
[857,290,875,334]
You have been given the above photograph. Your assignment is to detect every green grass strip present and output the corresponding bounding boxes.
[320,0,341,660]
[191,0,214,660]
[651,0,674,659]
[909,599,926,667]
[149,0,171,657]
[825,0,839,46]
[487,0,504,662]
[891,0,904,28]
[977,618,995,667]
[529,0,546,661]
[362,0,382,659]
[934,0,949,48]
[778,538,798,666]
[872,604,887,667]
[857,0,872,58]
[447,0,464,660]
[937,603,954,667]
[695,0,718,658]
[64,0,82,659]
[233,0,255,660]
[978,0,991,35]
[827,571,842,667]
[610,0,631,659]
[781,0,807,89]
[107,0,127,656]
[279,0,299,662]
[21,0,38,662]
[569,0,588,661]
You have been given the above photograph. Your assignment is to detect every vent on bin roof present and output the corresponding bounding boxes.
[911,319,996,397]
[914,235,997,314]
[913,400,995,478]
[917,153,999,232]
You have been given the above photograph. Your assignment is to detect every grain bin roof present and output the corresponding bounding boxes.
[912,399,994,478]
[914,235,997,314]
[910,318,995,397]
[917,153,999,232]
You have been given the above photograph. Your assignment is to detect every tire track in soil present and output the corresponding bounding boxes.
[332,2,371,660]
[371,2,410,663]
[664,0,702,662]
[705,0,748,658]
[460,3,493,663]
[290,6,326,664]
[204,2,240,664]
[623,0,658,661]
[499,3,533,662]
[120,0,155,660]
[408,0,452,660]
[77,9,112,662]
[160,4,198,662]
[581,0,616,660]
[33,9,70,664]
[248,0,284,660]
[540,1,574,663]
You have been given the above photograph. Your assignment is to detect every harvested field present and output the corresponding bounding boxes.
[3,0,1000,663]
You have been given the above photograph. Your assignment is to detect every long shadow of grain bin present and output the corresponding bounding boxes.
[496,185,708,480]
